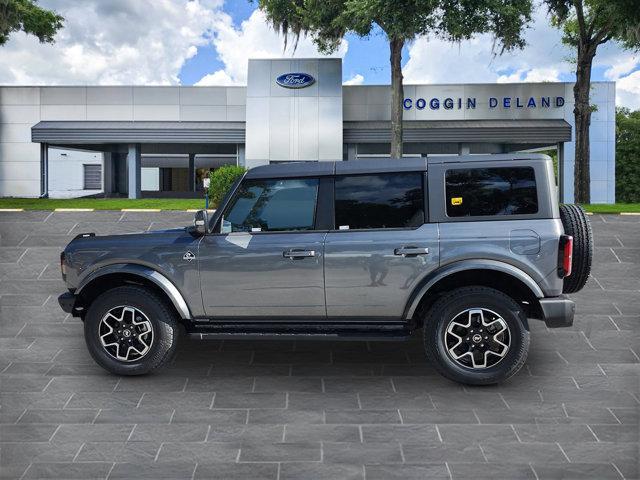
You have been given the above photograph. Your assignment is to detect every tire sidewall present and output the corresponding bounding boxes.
[84,287,176,375]
[427,290,529,384]
[560,204,593,293]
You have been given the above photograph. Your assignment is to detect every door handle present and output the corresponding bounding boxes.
[283,249,316,259]
[394,246,429,257]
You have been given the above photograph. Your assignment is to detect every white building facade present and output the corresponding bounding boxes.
[0,58,616,203]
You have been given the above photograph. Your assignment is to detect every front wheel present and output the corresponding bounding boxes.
[84,285,179,375]
[423,286,529,385]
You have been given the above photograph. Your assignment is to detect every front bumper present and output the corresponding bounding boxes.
[539,295,575,328]
[58,292,82,316]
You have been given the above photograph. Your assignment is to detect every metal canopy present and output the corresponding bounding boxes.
[343,119,572,144]
[32,121,246,144]
[32,119,571,146]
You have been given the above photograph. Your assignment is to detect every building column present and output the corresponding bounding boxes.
[458,143,471,155]
[40,143,49,198]
[237,144,246,167]
[346,144,356,161]
[557,142,565,203]
[127,143,141,199]
[188,153,196,192]
[103,152,113,195]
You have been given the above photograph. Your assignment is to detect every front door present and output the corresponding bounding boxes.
[323,172,440,319]
[199,177,326,318]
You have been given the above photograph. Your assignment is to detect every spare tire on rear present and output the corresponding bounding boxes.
[559,204,593,293]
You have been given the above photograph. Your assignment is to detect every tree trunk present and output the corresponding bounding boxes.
[390,37,404,159]
[573,47,595,204]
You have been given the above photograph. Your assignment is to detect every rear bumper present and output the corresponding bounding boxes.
[539,295,575,328]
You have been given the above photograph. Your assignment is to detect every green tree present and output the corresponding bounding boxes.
[258,0,532,158]
[615,107,640,203]
[0,0,63,45]
[544,0,640,203]
[208,165,246,208]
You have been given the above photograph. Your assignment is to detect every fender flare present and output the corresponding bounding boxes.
[76,264,192,319]
[403,259,544,320]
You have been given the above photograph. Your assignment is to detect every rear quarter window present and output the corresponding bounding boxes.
[446,167,538,217]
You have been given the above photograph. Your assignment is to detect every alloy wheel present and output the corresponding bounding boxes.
[99,306,154,362]
[444,308,510,369]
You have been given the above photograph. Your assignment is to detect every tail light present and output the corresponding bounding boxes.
[558,235,573,277]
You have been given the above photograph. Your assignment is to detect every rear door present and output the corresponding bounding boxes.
[323,171,440,319]
[199,176,327,318]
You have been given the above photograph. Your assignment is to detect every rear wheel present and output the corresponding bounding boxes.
[84,285,178,375]
[559,204,593,293]
[423,286,529,385]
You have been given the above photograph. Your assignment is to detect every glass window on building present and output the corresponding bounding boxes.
[334,173,424,229]
[446,167,538,217]
[223,178,319,232]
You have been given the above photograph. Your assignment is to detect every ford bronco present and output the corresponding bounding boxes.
[58,154,592,384]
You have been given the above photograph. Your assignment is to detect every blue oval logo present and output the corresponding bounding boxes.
[275,72,315,89]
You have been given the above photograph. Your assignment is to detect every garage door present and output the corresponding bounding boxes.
[83,164,102,190]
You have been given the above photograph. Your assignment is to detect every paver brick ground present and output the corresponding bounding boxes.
[0,211,638,479]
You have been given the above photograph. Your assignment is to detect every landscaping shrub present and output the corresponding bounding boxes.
[616,108,640,203]
[208,165,246,208]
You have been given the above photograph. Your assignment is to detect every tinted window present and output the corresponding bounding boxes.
[446,167,538,217]
[223,178,318,232]
[335,173,424,229]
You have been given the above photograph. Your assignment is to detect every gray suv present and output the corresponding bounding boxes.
[58,154,592,385]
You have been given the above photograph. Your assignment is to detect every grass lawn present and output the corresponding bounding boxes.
[0,198,206,210]
[581,203,640,214]
[0,197,638,213]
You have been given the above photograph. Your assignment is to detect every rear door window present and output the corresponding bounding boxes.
[445,167,538,217]
[334,172,424,229]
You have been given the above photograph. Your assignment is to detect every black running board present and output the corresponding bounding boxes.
[186,321,412,341]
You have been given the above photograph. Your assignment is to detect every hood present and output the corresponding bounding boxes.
[62,227,198,289]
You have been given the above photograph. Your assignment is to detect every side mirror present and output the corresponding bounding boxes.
[193,210,208,235]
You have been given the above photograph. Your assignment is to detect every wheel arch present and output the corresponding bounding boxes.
[404,260,544,323]
[76,264,192,320]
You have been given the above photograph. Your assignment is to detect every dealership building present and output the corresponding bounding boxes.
[0,58,616,203]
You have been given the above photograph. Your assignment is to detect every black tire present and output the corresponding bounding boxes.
[84,285,178,375]
[559,204,593,293]
[423,286,529,385]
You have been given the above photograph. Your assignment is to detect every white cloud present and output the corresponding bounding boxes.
[403,10,571,85]
[402,8,639,108]
[0,0,637,110]
[497,67,561,83]
[343,73,364,85]
[195,70,236,86]
[197,9,348,86]
[604,54,639,81]
[616,70,640,109]
[0,0,223,85]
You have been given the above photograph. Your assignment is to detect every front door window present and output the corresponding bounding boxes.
[224,178,319,232]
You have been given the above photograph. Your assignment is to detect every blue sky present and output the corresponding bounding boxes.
[0,0,637,107]
[178,0,620,87]
[179,1,432,85]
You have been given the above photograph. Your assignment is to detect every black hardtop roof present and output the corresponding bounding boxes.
[244,153,551,179]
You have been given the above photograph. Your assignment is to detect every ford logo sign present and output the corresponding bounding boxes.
[275,73,315,89]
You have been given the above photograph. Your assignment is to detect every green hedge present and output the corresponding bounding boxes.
[208,165,246,208]
[616,108,640,203]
